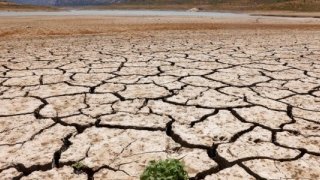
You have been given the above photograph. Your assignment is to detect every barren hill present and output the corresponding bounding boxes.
[0,0,56,10]
[114,0,320,11]
[3,0,320,11]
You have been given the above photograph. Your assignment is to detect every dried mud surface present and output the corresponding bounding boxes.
[0,18,320,179]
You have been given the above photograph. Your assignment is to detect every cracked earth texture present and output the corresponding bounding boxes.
[0,26,320,180]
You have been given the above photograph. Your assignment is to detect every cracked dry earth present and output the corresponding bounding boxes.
[0,29,320,180]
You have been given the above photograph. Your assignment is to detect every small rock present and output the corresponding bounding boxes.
[188,8,201,12]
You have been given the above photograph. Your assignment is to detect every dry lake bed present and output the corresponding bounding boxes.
[0,11,320,179]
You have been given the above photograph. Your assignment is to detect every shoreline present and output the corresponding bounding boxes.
[0,9,320,19]
[1,15,320,40]
[0,3,320,18]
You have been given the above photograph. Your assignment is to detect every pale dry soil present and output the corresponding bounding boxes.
[0,16,320,180]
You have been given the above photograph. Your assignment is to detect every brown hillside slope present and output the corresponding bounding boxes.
[0,0,319,12]
[0,0,56,11]
[104,0,320,12]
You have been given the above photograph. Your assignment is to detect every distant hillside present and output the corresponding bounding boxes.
[4,0,320,11]
[0,0,56,10]
[7,0,124,6]
[56,0,123,6]
[8,0,56,6]
[110,0,320,12]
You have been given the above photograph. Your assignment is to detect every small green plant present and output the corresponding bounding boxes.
[140,159,188,180]
[71,161,88,171]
